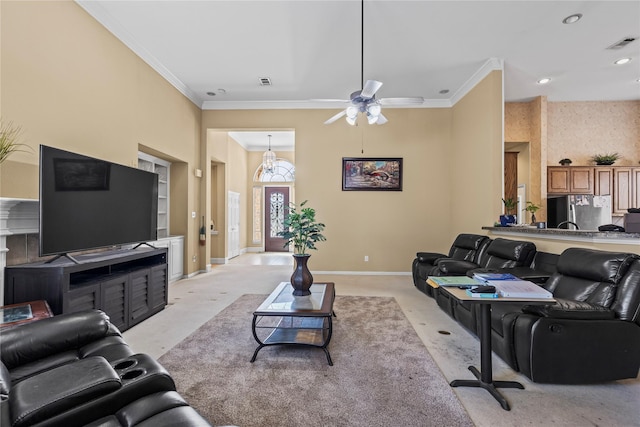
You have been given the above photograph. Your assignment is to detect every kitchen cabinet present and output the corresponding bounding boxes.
[547,167,594,194]
[594,167,613,196]
[613,168,640,215]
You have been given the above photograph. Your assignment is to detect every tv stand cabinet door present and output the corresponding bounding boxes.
[65,284,101,314]
[149,264,168,312]
[101,276,129,331]
[129,269,153,327]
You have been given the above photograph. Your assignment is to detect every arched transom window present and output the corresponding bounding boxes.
[254,159,295,182]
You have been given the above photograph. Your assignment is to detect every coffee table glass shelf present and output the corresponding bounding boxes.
[251,282,335,365]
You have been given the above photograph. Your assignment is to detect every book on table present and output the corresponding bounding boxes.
[427,276,482,287]
[465,289,499,298]
[473,272,519,281]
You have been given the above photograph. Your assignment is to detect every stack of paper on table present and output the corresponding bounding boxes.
[488,280,553,299]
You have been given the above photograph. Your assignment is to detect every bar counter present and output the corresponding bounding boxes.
[482,226,640,246]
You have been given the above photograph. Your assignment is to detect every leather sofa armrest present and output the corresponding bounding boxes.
[10,356,121,427]
[416,252,447,264]
[437,259,479,275]
[522,298,615,320]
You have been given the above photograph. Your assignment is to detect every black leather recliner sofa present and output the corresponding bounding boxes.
[0,310,211,427]
[412,234,490,296]
[417,243,640,384]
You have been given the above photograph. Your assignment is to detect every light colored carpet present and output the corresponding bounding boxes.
[158,294,474,427]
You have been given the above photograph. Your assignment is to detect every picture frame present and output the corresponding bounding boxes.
[342,157,403,191]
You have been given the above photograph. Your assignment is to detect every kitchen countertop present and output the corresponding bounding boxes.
[482,226,640,245]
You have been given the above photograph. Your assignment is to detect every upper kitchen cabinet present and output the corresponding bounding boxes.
[613,168,640,215]
[547,167,594,194]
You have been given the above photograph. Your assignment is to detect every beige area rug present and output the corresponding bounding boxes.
[158,294,474,427]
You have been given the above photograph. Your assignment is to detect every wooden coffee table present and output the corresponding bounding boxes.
[250,282,335,365]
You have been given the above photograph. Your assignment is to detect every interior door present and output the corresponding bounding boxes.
[228,191,240,259]
[264,187,289,252]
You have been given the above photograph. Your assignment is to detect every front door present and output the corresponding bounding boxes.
[264,187,289,252]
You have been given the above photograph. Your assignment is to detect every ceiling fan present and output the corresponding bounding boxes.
[320,0,424,125]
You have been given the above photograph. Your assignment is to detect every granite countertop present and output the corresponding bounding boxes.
[482,226,640,240]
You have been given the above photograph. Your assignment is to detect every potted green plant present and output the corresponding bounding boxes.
[278,200,326,295]
[500,198,517,226]
[524,201,542,225]
[591,153,620,166]
[559,158,572,166]
[0,119,29,164]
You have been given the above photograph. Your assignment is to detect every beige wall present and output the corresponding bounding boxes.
[201,72,504,271]
[1,1,204,275]
[547,101,640,166]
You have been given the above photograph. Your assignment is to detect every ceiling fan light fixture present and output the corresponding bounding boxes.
[537,77,551,85]
[346,106,359,119]
[367,113,379,125]
[346,116,357,126]
[367,104,381,116]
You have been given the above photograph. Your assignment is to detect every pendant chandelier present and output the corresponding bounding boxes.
[262,134,276,174]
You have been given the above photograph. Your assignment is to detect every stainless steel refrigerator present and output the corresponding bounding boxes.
[547,195,612,230]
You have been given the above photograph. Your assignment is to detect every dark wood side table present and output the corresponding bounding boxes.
[439,286,554,411]
[0,300,53,329]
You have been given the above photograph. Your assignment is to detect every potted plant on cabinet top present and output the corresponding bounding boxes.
[524,201,542,225]
[0,119,29,164]
[500,198,517,226]
[591,153,620,166]
[278,200,326,295]
[559,158,572,166]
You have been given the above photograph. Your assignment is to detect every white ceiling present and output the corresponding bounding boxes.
[76,0,640,149]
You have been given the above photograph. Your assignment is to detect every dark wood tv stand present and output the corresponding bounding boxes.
[4,247,168,332]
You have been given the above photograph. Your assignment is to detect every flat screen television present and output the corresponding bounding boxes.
[39,145,158,257]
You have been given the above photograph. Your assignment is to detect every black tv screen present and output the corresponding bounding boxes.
[39,145,158,256]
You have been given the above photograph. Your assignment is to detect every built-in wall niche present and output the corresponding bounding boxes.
[138,153,170,239]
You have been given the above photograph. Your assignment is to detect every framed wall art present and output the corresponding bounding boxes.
[342,157,403,191]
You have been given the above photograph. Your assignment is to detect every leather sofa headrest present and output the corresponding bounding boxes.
[486,238,535,262]
[0,310,111,369]
[556,248,635,284]
[452,234,489,250]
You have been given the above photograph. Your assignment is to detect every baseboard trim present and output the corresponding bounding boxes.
[315,271,411,276]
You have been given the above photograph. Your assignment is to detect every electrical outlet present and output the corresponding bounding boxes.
[192,255,197,262]
[191,211,196,219]
[364,256,369,262]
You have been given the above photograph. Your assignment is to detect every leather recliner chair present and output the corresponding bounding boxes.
[0,310,211,427]
[490,249,640,384]
[411,234,490,297]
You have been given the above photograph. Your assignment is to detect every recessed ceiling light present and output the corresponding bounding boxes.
[439,89,449,94]
[537,78,551,85]
[614,58,632,65]
[562,13,582,24]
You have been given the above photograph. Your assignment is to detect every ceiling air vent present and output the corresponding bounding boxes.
[606,37,637,50]
[259,77,272,86]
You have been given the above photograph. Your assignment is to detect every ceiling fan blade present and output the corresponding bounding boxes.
[360,80,383,99]
[376,113,388,125]
[379,97,424,105]
[310,99,350,103]
[324,110,347,125]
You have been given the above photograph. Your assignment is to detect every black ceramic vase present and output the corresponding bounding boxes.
[291,254,313,296]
